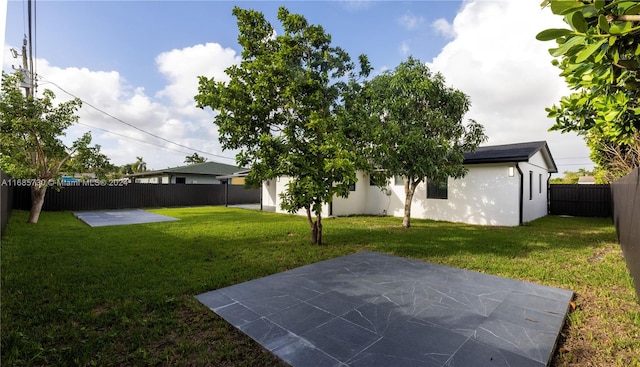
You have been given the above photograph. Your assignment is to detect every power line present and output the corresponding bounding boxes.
[559,163,596,166]
[75,121,198,157]
[555,156,592,160]
[38,76,236,162]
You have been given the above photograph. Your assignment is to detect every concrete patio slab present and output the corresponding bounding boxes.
[196,251,573,367]
[73,209,179,227]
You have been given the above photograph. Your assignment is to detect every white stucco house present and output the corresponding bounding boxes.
[262,141,558,226]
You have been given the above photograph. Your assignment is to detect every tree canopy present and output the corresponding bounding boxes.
[195,6,371,245]
[537,0,640,181]
[132,156,147,173]
[184,152,207,165]
[0,72,112,223]
[363,57,486,228]
[549,168,595,184]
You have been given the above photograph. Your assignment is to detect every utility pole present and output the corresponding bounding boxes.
[22,37,32,98]
[27,0,34,96]
[9,0,35,98]
[0,0,7,73]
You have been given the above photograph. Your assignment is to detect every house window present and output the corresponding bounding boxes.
[348,182,356,191]
[394,175,404,186]
[427,177,448,199]
[529,171,533,200]
[539,173,542,194]
[176,177,186,184]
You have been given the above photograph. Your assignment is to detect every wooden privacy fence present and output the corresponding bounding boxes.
[11,183,260,211]
[611,168,640,301]
[549,184,612,217]
[1,171,14,237]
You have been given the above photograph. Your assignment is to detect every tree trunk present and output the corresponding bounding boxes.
[402,181,416,228]
[306,207,323,245]
[315,213,322,245]
[28,185,47,224]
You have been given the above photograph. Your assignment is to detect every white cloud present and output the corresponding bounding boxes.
[155,43,240,115]
[432,18,455,39]
[399,40,410,55]
[398,12,425,31]
[427,0,594,174]
[3,42,241,170]
[340,0,372,11]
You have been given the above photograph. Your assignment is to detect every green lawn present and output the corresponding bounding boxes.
[1,207,638,366]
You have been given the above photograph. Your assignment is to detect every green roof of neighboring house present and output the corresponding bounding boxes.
[128,161,244,178]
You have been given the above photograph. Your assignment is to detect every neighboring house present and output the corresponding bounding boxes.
[262,141,558,226]
[578,176,596,184]
[127,161,243,184]
[217,169,251,186]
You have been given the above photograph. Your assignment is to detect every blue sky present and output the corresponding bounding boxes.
[2,1,594,174]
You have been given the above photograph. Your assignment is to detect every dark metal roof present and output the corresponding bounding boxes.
[128,161,244,178]
[463,141,558,173]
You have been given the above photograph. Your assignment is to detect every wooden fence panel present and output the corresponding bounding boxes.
[611,168,640,301]
[12,183,258,211]
[228,184,261,205]
[1,171,14,237]
[549,184,612,217]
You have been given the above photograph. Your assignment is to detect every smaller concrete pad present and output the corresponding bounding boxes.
[196,251,574,367]
[73,209,179,227]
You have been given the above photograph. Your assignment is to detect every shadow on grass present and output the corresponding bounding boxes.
[1,208,618,366]
[323,215,615,261]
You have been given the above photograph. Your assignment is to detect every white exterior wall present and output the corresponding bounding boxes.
[326,165,521,226]
[262,158,550,226]
[135,175,221,184]
[262,179,278,211]
[264,176,331,217]
[172,175,221,184]
[135,175,168,184]
[417,165,520,226]
[519,151,550,223]
[332,172,384,216]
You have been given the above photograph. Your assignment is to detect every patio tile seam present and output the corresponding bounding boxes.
[442,335,474,366]
[196,251,573,367]
[473,320,553,364]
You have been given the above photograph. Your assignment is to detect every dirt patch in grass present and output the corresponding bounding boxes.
[551,252,640,367]
[587,246,619,263]
[145,296,288,367]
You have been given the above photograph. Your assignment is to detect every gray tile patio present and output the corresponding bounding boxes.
[72,209,179,227]
[196,251,573,367]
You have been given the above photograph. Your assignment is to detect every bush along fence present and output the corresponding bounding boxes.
[611,167,640,302]
[10,182,260,212]
[549,184,612,218]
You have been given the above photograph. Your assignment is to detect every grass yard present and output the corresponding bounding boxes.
[1,206,638,366]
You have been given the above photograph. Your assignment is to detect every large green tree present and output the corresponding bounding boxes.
[537,0,640,181]
[0,72,112,223]
[195,6,371,245]
[132,156,147,173]
[549,169,595,184]
[364,57,486,228]
[63,136,117,179]
[184,152,207,165]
